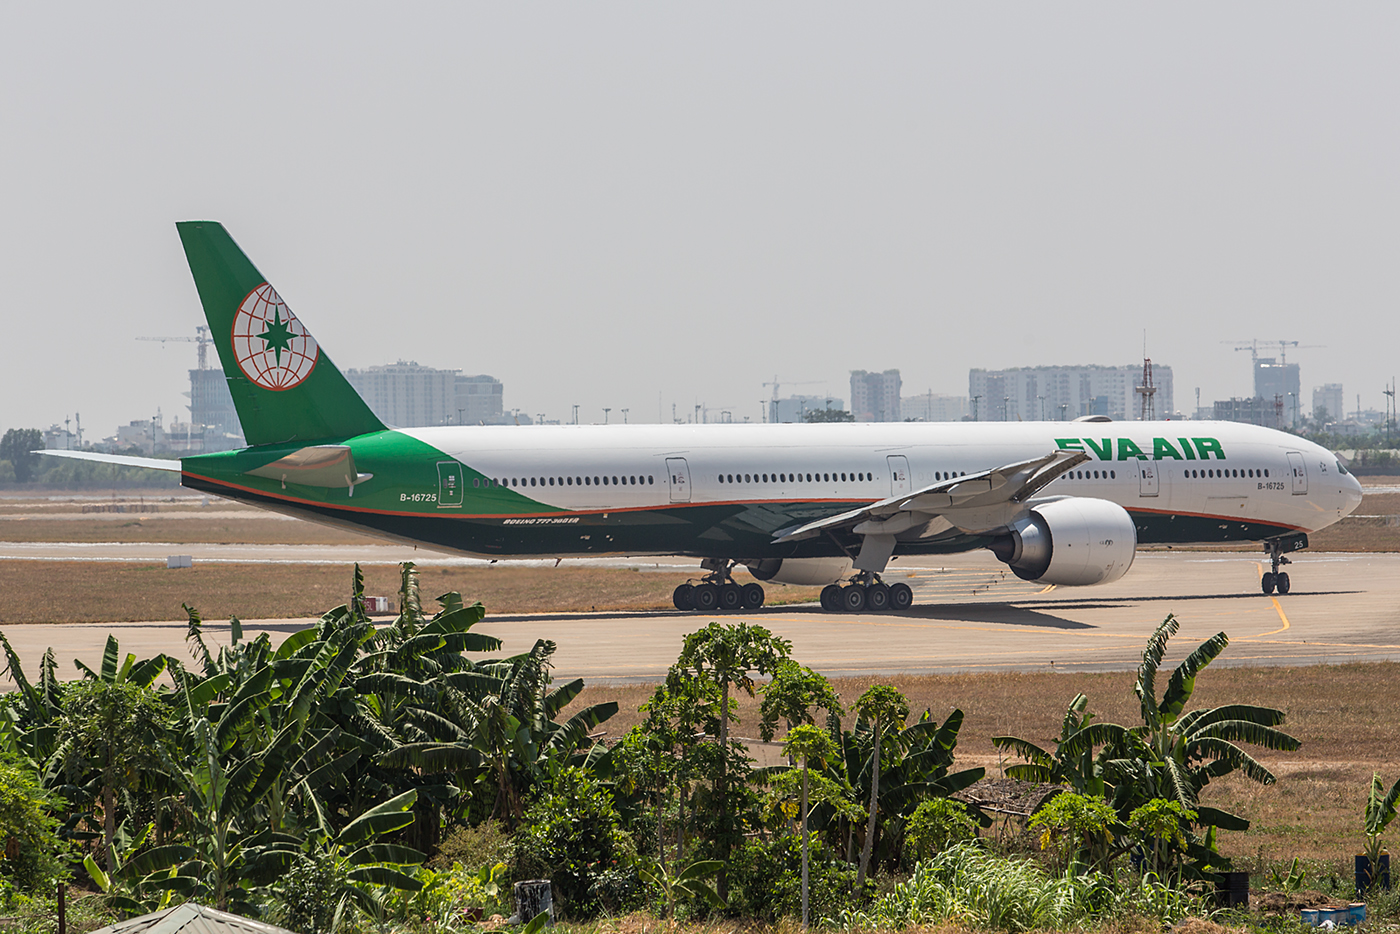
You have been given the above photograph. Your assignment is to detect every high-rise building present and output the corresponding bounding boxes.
[188,368,243,449]
[345,361,456,428]
[1254,358,1301,416]
[345,362,510,427]
[900,392,969,422]
[455,375,504,424]
[772,395,845,423]
[1213,397,1279,427]
[968,365,1175,421]
[850,370,902,422]
[1312,383,1344,423]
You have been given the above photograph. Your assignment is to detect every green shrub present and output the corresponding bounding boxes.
[726,834,857,922]
[1028,791,1118,873]
[271,854,351,934]
[429,820,509,871]
[510,767,639,919]
[906,798,978,862]
[0,758,69,899]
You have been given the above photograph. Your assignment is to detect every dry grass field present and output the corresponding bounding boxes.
[0,515,381,545]
[571,662,1400,869]
[0,560,820,623]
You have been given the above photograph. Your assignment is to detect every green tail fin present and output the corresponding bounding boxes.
[176,221,385,446]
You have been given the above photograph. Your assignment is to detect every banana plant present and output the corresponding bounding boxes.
[992,693,1114,796]
[82,820,194,916]
[296,789,427,932]
[1363,772,1400,888]
[381,639,617,826]
[638,857,725,917]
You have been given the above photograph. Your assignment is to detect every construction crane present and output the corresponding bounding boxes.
[761,376,824,423]
[137,325,212,369]
[1221,339,1324,365]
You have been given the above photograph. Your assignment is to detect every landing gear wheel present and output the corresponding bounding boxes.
[865,583,891,611]
[692,583,720,611]
[1276,571,1290,594]
[1261,572,1276,595]
[840,585,867,613]
[741,582,766,609]
[719,583,743,611]
[889,582,914,611]
[820,584,842,611]
[672,583,694,611]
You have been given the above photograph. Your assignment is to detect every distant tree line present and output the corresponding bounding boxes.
[0,427,177,488]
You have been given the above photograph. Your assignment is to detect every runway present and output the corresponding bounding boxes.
[2,550,1397,684]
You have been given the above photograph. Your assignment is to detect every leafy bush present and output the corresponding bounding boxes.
[726,834,857,922]
[840,843,1204,932]
[390,861,508,929]
[272,855,351,934]
[510,767,639,919]
[906,798,978,861]
[429,821,509,871]
[1028,791,1118,873]
[0,758,68,899]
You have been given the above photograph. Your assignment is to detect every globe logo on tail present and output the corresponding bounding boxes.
[231,284,319,391]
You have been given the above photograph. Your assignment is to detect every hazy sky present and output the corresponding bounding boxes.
[3,3,1398,436]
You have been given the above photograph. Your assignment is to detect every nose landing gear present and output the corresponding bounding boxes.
[819,572,914,613]
[1260,536,1306,595]
[672,559,767,612]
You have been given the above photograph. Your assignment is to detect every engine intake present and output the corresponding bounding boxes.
[988,497,1137,586]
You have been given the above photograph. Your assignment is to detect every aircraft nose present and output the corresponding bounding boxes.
[1342,474,1364,517]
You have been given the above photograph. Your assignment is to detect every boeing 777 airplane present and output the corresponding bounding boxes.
[45,222,1364,612]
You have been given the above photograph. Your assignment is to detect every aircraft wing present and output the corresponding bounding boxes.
[772,449,1090,544]
[35,449,183,472]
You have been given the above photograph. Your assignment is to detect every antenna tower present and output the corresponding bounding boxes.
[1135,336,1157,421]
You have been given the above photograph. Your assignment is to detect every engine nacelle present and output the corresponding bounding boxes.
[987,497,1137,586]
[745,557,853,586]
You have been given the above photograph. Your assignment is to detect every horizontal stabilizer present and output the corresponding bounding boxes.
[34,450,183,472]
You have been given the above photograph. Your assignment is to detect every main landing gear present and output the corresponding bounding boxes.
[818,572,914,613]
[672,558,766,612]
[1261,539,1292,595]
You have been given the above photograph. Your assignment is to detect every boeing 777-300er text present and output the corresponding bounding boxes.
[43,222,1364,612]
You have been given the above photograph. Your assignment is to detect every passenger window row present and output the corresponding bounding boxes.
[1063,470,1118,480]
[717,471,876,484]
[1186,468,1268,479]
[475,475,655,489]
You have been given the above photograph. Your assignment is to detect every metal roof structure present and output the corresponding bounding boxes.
[88,903,300,934]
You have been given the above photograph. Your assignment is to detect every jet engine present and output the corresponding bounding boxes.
[987,497,1137,586]
[745,557,853,586]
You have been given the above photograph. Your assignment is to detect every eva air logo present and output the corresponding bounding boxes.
[231,283,319,391]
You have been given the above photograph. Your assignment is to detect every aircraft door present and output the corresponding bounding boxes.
[666,457,691,503]
[437,461,463,508]
[887,455,911,497]
[1287,451,1308,495]
[1138,461,1159,497]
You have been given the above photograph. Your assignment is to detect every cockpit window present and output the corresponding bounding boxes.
[1337,460,1349,475]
